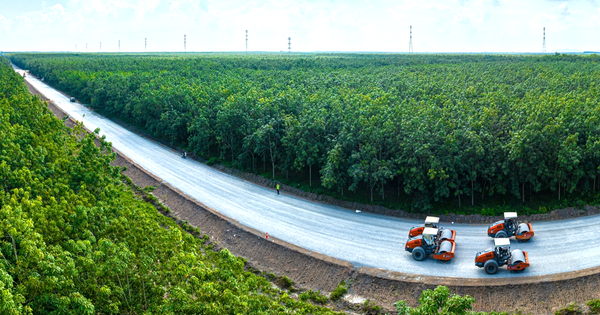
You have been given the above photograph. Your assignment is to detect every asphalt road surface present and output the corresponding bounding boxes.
[15,66,600,279]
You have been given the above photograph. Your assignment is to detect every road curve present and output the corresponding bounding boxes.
[15,66,600,279]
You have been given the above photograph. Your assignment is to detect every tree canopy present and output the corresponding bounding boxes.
[9,52,600,212]
[0,56,341,314]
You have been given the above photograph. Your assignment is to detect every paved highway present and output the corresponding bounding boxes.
[15,66,600,278]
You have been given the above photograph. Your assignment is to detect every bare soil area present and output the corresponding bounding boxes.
[23,78,600,314]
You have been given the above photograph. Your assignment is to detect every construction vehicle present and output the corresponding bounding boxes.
[405,227,456,262]
[408,216,455,240]
[475,238,530,274]
[487,212,534,242]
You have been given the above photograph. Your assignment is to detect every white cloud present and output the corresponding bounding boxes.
[1,0,599,52]
[0,15,11,35]
[551,2,572,20]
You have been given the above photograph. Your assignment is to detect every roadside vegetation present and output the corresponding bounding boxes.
[3,51,599,315]
[0,56,343,314]
[9,52,600,215]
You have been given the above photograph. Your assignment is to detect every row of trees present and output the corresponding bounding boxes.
[9,53,600,210]
[0,57,343,314]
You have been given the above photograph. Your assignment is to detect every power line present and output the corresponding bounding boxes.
[409,25,413,53]
[542,27,546,53]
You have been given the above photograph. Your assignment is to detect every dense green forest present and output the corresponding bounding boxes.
[0,57,345,314]
[9,53,600,213]
[3,53,600,315]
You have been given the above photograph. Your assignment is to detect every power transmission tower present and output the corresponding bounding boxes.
[246,30,248,53]
[409,25,413,53]
[86,43,87,52]
[75,44,77,51]
[184,34,186,52]
[118,40,120,52]
[288,37,291,53]
[100,42,101,51]
[145,38,147,51]
[542,27,546,53]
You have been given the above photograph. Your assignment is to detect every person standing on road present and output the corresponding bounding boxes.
[276,183,280,195]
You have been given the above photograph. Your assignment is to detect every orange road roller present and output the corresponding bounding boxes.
[475,238,530,274]
[488,212,534,242]
[408,216,455,239]
[405,227,456,262]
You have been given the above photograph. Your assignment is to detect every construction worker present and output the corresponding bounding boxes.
[276,183,280,195]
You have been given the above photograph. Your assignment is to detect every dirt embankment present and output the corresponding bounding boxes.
[24,79,600,314]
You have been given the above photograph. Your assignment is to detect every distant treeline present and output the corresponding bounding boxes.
[9,53,600,211]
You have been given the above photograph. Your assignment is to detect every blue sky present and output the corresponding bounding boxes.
[0,0,599,53]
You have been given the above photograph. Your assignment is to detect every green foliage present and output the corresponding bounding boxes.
[300,289,329,305]
[276,275,294,290]
[362,299,382,314]
[0,59,341,314]
[555,302,582,315]
[395,286,474,315]
[330,280,348,301]
[9,52,600,214]
[587,299,600,314]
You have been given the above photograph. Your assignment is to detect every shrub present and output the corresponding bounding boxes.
[554,303,582,315]
[587,299,600,314]
[300,289,329,304]
[330,281,347,301]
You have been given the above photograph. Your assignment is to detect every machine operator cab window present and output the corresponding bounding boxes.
[422,227,438,246]
[494,238,511,259]
[424,216,440,229]
[504,212,518,230]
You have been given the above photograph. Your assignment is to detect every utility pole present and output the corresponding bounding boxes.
[184,34,186,52]
[409,25,413,53]
[542,27,546,53]
[246,30,248,53]
[288,37,291,53]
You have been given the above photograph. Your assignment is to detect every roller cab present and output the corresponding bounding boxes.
[405,227,456,262]
[408,216,440,238]
[487,212,534,242]
[475,238,530,274]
